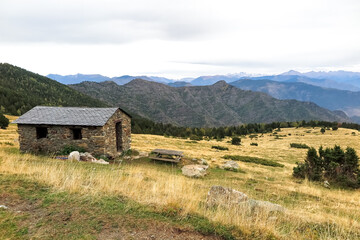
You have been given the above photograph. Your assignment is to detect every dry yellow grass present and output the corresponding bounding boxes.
[0,119,359,239]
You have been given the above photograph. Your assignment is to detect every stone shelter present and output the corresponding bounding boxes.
[13,106,131,157]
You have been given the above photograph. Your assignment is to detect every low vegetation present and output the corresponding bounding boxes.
[250,142,258,146]
[293,146,360,188]
[290,143,310,149]
[211,145,229,151]
[231,137,241,145]
[0,113,9,129]
[223,155,285,168]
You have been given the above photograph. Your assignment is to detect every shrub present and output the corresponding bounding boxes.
[212,145,229,151]
[293,145,360,188]
[59,145,86,155]
[190,135,203,141]
[332,126,338,131]
[249,134,258,140]
[290,143,310,149]
[320,128,325,134]
[0,113,9,129]
[250,142,258,146]
[231,137,241,145]
[223,155,284,167]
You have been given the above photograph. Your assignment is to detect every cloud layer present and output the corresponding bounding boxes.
[0,0,359,77]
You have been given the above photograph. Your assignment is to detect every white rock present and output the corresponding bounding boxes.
[220,161,239,171]
[181,164,208,178]
[206,186,248,207]
[242,199,285,213]
[198,159,208,165]
[0,205,8,209]
[91,158,109,165]
[68,151,80,161]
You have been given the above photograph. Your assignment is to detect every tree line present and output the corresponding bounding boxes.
[132,117,360,139]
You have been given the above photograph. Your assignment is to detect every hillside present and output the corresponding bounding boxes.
[2,120,360,239]
[70,79,349,127]
[230,79,360,118]
[0,63,108,115]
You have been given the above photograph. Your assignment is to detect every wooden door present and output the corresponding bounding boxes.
[116,122,122,152]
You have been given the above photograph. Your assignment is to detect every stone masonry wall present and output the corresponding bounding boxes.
[17,109,131,157]
[103,109,131,156]
[17,124,106,156]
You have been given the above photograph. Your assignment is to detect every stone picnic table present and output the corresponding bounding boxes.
[149,149,184,163]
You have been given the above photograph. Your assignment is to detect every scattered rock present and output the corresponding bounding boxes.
[191,158,198,162]
[0,205,8,209]
[242,199,285,213]
[206,186,248,207]
[181,165,208,178]
[324,180,330,188]
[206,186,285,214]
[220,161,239,171]
[80,152,96,162]
[198,159,208,165]
[68,151,80,161]
[91,158,109,165]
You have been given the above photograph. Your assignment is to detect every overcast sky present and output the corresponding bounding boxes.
[0,0,360,78]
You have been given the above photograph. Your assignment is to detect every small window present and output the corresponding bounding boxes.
[72,128,82,140]
[36,127,48,139]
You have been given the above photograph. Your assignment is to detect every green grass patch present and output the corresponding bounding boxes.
[222,155,284,167]
[290,143,310,149]
[211,145,229,151]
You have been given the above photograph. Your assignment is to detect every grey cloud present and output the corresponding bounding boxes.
[0,0,220,44]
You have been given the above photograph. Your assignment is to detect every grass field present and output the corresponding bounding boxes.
[0,116,359,239]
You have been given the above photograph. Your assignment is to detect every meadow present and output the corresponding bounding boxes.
[0,116,359,239]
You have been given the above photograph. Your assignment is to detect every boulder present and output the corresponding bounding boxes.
[181,164,208,178]
[91,158,109,165]
[68,151,80,161]
[206,185,248,207]
[220,161,239,171]
[206,186,285,213]
[198,158,208,165]
[242,199,285,213]
[80,152,96,162]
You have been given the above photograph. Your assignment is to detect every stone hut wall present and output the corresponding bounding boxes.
[103,109,131,156]
[17,108,131,157]
[17,124,106,156]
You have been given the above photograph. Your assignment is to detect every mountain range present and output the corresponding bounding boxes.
[70,79,349,127]
[48,70,360,91]
[230,79,360,119]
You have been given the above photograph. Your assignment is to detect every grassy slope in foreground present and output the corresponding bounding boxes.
[1,119,360,239]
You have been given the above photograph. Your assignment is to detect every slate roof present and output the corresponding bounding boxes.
[13,106,122,126]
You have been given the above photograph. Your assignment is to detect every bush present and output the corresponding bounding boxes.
[250,142,258,146]
[212,145,229,151]
[332,126,338,131]
[190,135,203,141]
[290,143,310,149]
[0,113,9,129]
[59,145,86,155]
[231,137,241,145]
[293,145,360,188]
[320,128,326,134]
[223,155,284,167]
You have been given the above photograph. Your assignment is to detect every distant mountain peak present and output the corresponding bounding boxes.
[280,70,302,76]
[212,80,227,86]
